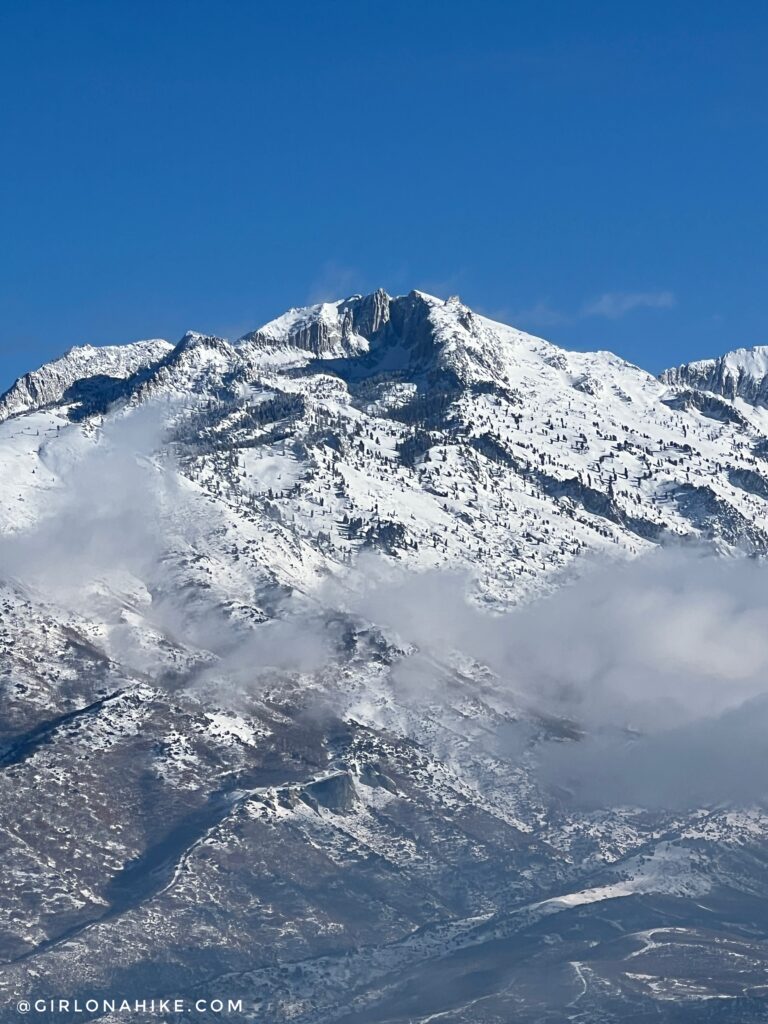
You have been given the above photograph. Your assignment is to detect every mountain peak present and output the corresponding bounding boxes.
[240,288,398,359]
[172,331,235,357]
[239,288,525,387]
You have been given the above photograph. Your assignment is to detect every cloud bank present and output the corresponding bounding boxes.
[329,549,768,809]
[2,411,765,812]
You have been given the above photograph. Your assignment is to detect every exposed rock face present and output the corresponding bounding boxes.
[660,345,768,406]
[302,772,358,814]
[662,387,750,426]
[0,339,172,421]
[341,286,391,338]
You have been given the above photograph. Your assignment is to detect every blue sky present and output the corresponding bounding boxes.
[1,0,767,387]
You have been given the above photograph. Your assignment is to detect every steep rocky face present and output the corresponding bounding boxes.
[342,286,391,338]
[1,293,768,1022]
[240,288,446,371]
[660,345,768,406]
[242,298,374,359]
[0,339,172,422]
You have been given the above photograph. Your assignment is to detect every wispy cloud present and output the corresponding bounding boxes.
[415,270,467,300]
[306,262,367,304]
[581,289,676,319]
[502,289,677,332]
[502,301,569,329]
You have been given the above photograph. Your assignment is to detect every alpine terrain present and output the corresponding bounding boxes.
[2,289,768,1023]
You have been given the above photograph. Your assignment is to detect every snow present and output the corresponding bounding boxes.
[674,345,768,381]
[204,711,264,746]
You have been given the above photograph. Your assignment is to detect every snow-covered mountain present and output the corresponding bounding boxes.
[2,290,768,1022]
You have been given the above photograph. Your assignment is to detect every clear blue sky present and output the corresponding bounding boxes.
[2,0,768,388]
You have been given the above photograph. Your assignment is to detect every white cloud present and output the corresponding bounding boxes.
[504,301,569,329]
[582,289,676,319]
[502,290,677,331]
[306,262,367,304]
[326,548,768,809]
